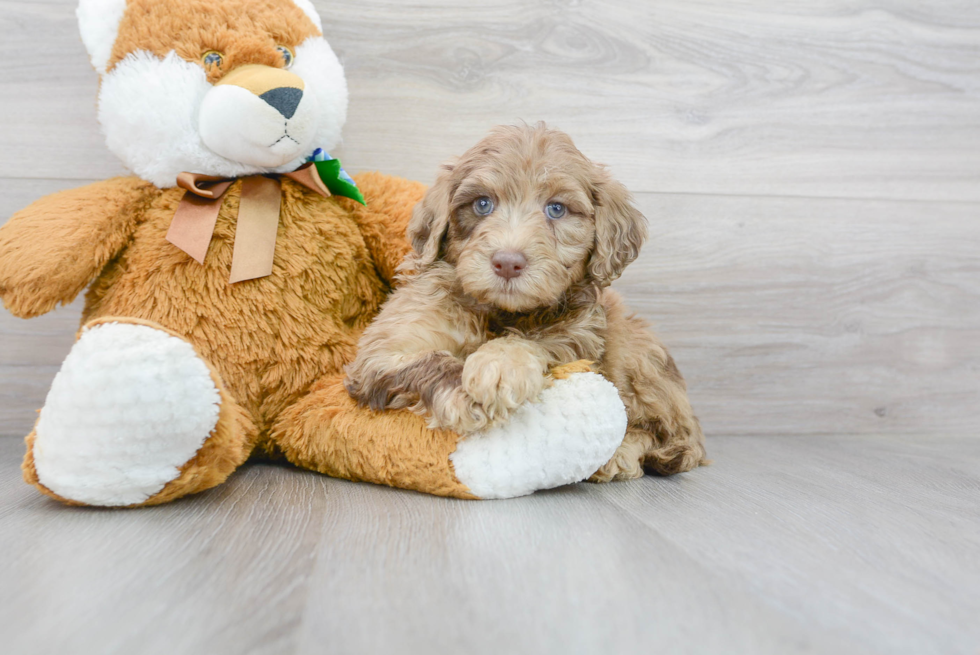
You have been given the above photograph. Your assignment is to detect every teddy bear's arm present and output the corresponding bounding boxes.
[0,177,156,318]
[346,172,427,285]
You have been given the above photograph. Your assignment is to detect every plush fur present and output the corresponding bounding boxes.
[450,366,627,498]
[11,172,429,504]
[346,124,707,478]
[31,321,223,506]
[77,0,128,74]
[3,0,632,506]
[94,0,346,186]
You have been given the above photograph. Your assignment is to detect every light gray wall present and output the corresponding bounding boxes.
[1,0,978,438]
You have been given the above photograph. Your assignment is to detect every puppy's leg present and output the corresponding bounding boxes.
[593,292,706,481]
[590,428,655,481]
[345,274,493,433]
[348,350,496,434]
[462,336,550,422]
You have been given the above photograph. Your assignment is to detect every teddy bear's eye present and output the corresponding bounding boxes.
[277,46,295,69]
[202,51,224,69]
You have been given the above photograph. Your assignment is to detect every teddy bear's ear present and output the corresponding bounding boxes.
[291,0,324,32]
[77,0,128,75]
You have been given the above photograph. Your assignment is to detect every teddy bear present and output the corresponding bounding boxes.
[0,0,628,507]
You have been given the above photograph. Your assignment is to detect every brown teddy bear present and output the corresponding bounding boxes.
[0,0,628,507]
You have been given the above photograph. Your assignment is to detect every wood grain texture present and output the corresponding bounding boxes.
[1,1,979,201]
[0,179,88,435]
[619,192,980,437]
[0,438,331,655]
[1,1,978,437]
[2,435,978,655]
[328,0,980,202]
[2,4,978,654]
[3,181,977,437]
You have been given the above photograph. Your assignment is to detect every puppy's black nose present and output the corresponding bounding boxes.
[491,250,527,280]
[259,87,303,119]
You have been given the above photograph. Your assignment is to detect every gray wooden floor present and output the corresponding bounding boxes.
[2,436,978,655]
[1,1,979,654]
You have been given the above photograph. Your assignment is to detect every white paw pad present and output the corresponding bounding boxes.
[450,372,627,499]
[33,323,221,506]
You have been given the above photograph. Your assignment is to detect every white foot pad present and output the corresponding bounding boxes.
[33,323,221,506]
[450,372,627,499]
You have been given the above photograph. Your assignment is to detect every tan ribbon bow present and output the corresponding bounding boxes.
[165,162,331,283]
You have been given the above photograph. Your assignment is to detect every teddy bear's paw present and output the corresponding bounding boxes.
[31,322,222,506]
[449,372,627,499]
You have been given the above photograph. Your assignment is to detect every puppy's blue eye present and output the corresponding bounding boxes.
[546,202,567,220]
[473,197,495,216]
[277,45,295,69]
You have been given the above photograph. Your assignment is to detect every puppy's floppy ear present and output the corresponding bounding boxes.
[407,162,456,270]
[587,168,648,287]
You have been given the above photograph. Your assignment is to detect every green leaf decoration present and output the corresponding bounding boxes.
[314,159,366,205]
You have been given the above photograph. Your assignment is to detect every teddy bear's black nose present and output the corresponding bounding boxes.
[259,87,304,119]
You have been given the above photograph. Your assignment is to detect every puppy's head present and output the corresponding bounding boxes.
[408,124,647,312]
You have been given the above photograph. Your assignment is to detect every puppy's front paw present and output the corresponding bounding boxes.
[462,338,549,422]
[424,386,492,434]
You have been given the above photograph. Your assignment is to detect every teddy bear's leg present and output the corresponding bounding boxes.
[22,317,253,507]
[272,364,627,500]
[272,374,477,498]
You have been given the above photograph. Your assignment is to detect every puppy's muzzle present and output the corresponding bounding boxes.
[492,250,527,280]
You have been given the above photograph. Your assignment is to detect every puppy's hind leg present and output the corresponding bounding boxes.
[592,420,704,482]
[593,296,706,481]
[591,372,706,481]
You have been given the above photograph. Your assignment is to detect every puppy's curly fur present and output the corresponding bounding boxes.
[346,124,706,480]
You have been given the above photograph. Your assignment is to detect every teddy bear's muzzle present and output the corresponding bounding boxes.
[198,64,319,168]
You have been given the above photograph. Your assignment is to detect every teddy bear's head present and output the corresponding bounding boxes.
[78,0,347,187]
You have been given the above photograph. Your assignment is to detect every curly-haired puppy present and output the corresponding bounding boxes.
[345,124,706,480]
